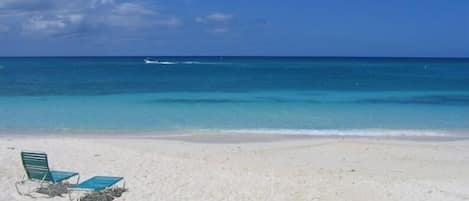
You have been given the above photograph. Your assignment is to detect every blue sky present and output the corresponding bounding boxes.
[0,0,468,57]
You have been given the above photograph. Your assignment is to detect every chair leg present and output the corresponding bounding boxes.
[68,190,78,201]
[38,173,48,193]
[15,181,25,196]
[15,175,26,195]
[15,180,37,198]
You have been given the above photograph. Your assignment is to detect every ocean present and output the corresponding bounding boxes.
[1,57,468,136]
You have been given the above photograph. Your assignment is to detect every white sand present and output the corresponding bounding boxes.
[1,134,469,201]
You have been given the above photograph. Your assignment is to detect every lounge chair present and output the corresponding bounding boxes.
[68,176,126,201]
[15,151,80,197]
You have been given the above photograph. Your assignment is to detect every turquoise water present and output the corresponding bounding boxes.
[0,57,468,135]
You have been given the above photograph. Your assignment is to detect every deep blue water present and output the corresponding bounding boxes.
[0,57,469,135]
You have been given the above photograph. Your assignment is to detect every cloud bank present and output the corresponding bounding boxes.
[0,0,181,37]
[0,0,237,39]
[196,12,233,34]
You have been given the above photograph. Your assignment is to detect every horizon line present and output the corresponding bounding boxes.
[1,55,469,59]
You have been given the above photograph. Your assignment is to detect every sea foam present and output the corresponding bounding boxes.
[146,61,224,65]
[218,129,454,137]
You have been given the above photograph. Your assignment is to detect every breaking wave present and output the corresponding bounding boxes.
[217,129,455,137]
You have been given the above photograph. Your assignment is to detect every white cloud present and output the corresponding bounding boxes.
[22,13,85,35]
[60,14,84,24]
[206,13,232,22]
[100,2,159,29]
[196,12,232,23]
[2,0,179,37]
[196,12,233,34]
[69,14,84,23]
[23,15,66,33]
[93,0,114,6]
[112,3,156,16]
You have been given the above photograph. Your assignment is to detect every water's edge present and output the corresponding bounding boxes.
[1,128,468,142]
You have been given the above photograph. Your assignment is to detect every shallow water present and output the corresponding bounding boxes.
[0,57,468,136]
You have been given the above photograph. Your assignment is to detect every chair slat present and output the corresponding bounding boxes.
[21,151,52,181]
[23,160,48,166]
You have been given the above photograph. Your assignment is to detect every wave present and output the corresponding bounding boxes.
[357,95,469,106]
[148,98,254,103]
[181,61,230,65]
[157,61,177,65]
[181,61,202,64]
[217,129,456,137]
[145,61,229,65]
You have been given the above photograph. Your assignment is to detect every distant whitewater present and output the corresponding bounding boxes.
[0,56,469,136]
[144,59,228,65]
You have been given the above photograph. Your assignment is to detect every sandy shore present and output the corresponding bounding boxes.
[1,133,469,201]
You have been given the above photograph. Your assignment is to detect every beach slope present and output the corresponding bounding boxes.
[1,134,468,201]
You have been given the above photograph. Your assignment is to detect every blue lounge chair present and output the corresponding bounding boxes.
[70,176,124,191]
[68,176,126,201]
[16,151,80,196]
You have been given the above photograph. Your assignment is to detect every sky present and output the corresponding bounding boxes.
[0,0,468,57]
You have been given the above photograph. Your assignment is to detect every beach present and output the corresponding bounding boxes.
[1,0,468,199]
[1,133,469,201]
